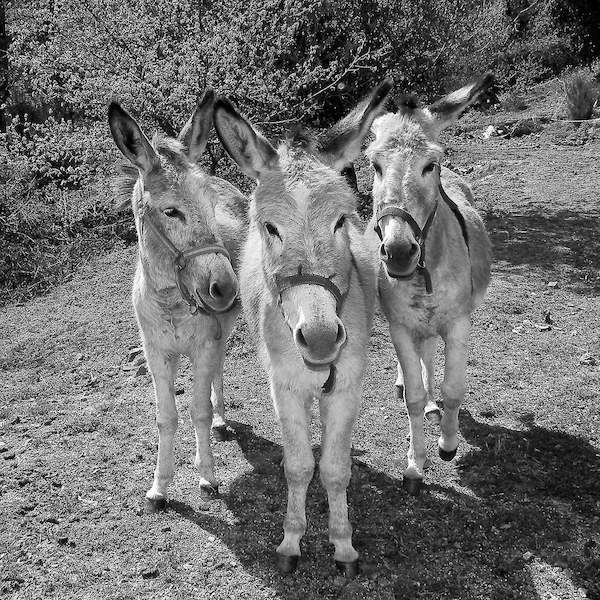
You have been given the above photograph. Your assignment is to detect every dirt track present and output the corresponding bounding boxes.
[1,98,600,599]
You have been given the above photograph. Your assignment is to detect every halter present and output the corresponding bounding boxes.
[142,207,236,339]
[274,265,350,394]
[374,164,471,294]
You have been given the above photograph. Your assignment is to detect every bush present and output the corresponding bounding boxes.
[565,72,597,120]
[2,0,600,301]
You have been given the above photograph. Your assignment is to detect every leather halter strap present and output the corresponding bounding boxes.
[274,265,348,394]
[374,164,470,294]
[142,208,234,339]
[275,267,345,313]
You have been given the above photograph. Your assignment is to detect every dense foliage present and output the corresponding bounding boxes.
[1,0,599,301]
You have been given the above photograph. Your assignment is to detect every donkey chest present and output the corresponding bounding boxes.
[380,279,464,336]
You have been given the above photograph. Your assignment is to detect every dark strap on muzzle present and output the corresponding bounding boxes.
[275,266,344,313]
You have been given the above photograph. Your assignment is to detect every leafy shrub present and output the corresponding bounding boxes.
[565,72,597,120]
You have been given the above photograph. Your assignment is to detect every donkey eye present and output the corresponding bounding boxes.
[334,215,346,231]
[422,162,437,176]
[264,222,281,240]
[372,161,382,176]
[163,207,182,218]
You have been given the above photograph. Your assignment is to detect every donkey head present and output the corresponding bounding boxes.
[367,73,494,279]
[108,91,238,312]
[214,81,391,368]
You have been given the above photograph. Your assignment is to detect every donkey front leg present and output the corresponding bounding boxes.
[439,318,470,461]
[191,346,222,496]
[319,391,360,577]
[145,351,179,511]
[422,336,441,424]
[390,325,428,496]
[273,383,314,573]
[210,350,228,441]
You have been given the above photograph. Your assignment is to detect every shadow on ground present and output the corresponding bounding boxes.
[168,415,600,599]
[485,209,600,295]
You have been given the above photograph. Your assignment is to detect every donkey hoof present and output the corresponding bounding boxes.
[395,384,404,399]
[144,496,167,514]
[439,447,457,461]
[335,559,359,579]
[212,425,230,442]
[276,553,299,574]
[199,484,220,499]
[402,476,423,496]
[425,409,442,425]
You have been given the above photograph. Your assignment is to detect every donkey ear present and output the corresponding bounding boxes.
[178,88,216,163]
[108,102,158,173]
[427,72,495,132]
[319,78,393,171]
[213,97,278,180]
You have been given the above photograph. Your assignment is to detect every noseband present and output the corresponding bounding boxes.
[274,265,349,394]
[142,208,236,339]
[374,164,471,294]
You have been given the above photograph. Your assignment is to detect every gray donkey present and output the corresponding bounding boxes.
[365,75,493,495]
[213,81,391,576]
[108,91,246,510]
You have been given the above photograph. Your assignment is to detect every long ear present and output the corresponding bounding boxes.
[319,78,393,171]
[178,88,215,163]
[213,97,278,180]
[107,102,158,173]
[427,72,495,132]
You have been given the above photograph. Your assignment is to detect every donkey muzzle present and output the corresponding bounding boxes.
[293,317,347,367]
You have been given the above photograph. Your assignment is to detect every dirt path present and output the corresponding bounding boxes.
[1,117,599,599]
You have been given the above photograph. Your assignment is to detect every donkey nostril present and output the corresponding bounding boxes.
[296,328,308,348]
[209,282,223,299]
[379,243,388,258]
[336,324,345,343]
[408,243,419,257]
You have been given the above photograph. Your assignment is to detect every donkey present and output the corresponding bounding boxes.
[365,74,493,495]
[212,80,391,576]
[108,90,247,510]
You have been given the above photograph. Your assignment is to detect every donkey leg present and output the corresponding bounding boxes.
[191,348,221,494]
[390,326,427,495]
[395,361,404,399]
[210,351,228,442]
[439,318,470,461]
[319,392,360,575]
[145,351,179,510]
[422,336,441,424]
[274,385,314,572]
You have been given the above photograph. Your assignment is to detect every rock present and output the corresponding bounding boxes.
[127,347,144,362]
[523,551,534,561]
[547,281,558,288]
[134,364,148,377]
[57,535,69,545]
[482,125,497,139]
[579,353,597,366]
[3,451,16,460]
[140,566,159,579]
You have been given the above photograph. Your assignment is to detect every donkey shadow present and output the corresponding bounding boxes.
[169,416,600,599]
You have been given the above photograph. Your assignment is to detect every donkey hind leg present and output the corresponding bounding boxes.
[191,348,222,495]
[439,318,470,461]
[274,384,314,573]
[210,351,229,442]
[145,352,179,510]
[390,326,427,495]
[319,392,360,577]
[422,336,441,424]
